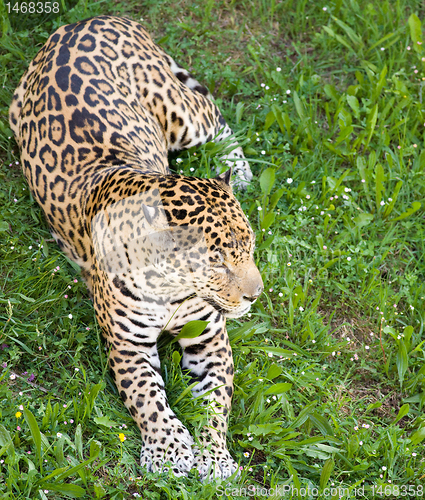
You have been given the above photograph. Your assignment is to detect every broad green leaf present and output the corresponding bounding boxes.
[365,103,378,148]
[293,90,306,120]
[260,211,275,231]
[334,281,350,294]
[408,14,423,53]
[248,423,286,436]
[396,342,408,387]
[272,104,286,134]
[0,425,12,447]
[267,363,283,380]
[12,292,35,303]
[332,16,361,45]
[48,454,100,483]
[264,110,276,130]
[389,201,421,222]
[308,413,335,436]
[264,383,292,394]
[323,84,340,103]
[260,167,275,196]
[93,416,118,428]
[75,424,83,460]
[39,466,69,483]
[285,460,301,491]
[54,436,65,465]
[346,95,360,118]
[335,124,353,145]
[24,408,42,466]
[176,22,196,33]
[410,427,425,445]
[172,350,181,366]
[320,458,334,490]
[0,440,13,459]
[282,111,291,134]
[375,65,388,99]
[353,213,373,228]
[0,221,9,232]
[393,403,409,424]
[174,320,209,342]
[366,29,402,54]
[256,234,274,251]
[94,483,107,499]
[235,102,244,124]
[269,187,285,210]
[90,440,102,459]
[38,483,85,498]
[383,181,403,217]
[365,401,382,413]
[322,26,354,54]
[356,156,369,189]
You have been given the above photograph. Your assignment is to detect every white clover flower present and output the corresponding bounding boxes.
[276,67,281,72]
[287,178,293,184]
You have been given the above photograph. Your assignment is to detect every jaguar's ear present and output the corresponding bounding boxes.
[215,168,232,191]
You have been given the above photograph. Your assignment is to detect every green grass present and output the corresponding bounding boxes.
[1,0,425,498]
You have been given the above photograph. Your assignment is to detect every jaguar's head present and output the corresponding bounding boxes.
[158,170,263,318]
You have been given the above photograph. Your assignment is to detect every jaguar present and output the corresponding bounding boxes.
[9,15,263,480]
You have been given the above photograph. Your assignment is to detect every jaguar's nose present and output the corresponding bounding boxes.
[243,283,264,303]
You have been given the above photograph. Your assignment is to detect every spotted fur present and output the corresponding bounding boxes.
[9,15,262,479]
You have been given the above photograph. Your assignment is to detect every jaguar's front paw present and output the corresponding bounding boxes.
[140,428,195,477]
[194,444,239,481]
